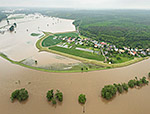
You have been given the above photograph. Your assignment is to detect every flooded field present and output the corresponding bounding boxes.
[0,57,150,114]
[0,14,80,69]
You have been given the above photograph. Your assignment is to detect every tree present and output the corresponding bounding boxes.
[128,80,136,88]
[116,84,123,93]
[14,23,17,27]
[101,85,117,100]
[46,89,54,101]
[9,25,15,32]
[122,83,128,91]
[47,89,63,105]
[86,67,88,71]
[141,77,149,85]
[78,94,86,104]
[10,88,29,102]
[7,19,9,25]
[52,97,57,105]
[55,90,63,102]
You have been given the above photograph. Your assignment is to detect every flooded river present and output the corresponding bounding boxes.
[0,13,150,114]
[0,56,150,114]
[0,14,80,69]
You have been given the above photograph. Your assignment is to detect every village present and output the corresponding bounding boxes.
[54,34,150,64]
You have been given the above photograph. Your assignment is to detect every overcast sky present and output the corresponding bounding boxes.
[0,0,150,9]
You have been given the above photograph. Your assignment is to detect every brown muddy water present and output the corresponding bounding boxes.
[0,56,150,114]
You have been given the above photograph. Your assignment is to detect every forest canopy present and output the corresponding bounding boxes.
[40,9,150,49]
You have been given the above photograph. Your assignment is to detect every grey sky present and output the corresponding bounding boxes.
[0,0,150,9]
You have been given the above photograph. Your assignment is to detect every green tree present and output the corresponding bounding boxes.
[55,90,63,102]
[128,80,136,88]
[78,94,86,104]
[141,77,149,84]
[52,97,57,105]
[101,85,117,100]
[122,83,128,91]
[116,84,123,93]
[10,88,29,102]
[46,89,54,101]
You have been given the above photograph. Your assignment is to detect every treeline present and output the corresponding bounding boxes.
[101,76,149,100]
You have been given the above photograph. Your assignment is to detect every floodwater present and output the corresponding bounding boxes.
[0,13,150,114]
[0,56,150,114]
[0,14,80,69]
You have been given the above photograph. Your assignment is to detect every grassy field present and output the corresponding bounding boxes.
[49,46,105,61]
[54,32,79,38]
[112,56,134,63]
[42,35,62,47]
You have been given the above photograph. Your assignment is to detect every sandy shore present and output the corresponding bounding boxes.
[0,57,150,114]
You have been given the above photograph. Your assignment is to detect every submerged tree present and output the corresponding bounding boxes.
[122,83,128,91]
[128,79,136,88]
[78,94,86,104]
[55,90,63,102]
[9,25,15,32]
[46,89,63,105]
[14,23,17,27]
[7,19,9,25]
[46,89,54,101]
[10,88,29,102]
[101,85,117,100]
[52,97,57,105]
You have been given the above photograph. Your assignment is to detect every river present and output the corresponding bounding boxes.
[0,56,150,114]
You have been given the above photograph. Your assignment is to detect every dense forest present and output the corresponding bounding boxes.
[9,9,150,48]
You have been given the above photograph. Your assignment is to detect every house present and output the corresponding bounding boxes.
[114,48,118,52]
[101,42,107,45]
[104,51,108,55]
[130,51,136,56]
[94,44,98,48]
[79,42,83,45]
[133,51,137,55]
[119,49,125,53]
[141,51,146,55]
[147,48,150,52]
